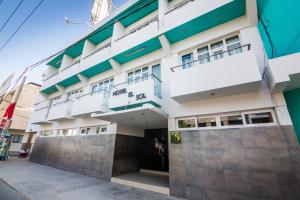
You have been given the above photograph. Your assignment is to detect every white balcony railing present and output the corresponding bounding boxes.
[109,74,162,110]
[80,43,111,73]
[71,89,110,117]
[170,44,262,102]
[47,100,74,121]
[30,101,51,124]
[57,61,81,83]
[112,17,159,56]
[164,0,232,31]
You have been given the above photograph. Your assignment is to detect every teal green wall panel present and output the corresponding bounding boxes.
[47,54,64,68]
[65,40,85,58]
[111,101,161,111]
[79,60,112,78]
[165,0,246,44]
[57,75,81,88]
[40,85,58,94]
[257,0,300,58]
[284,88,300,143]
[119,0,158,27]
[113,37,162,64]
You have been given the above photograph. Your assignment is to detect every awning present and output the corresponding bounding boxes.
[92,104,168,129]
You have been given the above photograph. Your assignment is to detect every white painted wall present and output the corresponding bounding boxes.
[33,0,292,135]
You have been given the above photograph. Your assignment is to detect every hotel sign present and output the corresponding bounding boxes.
[112,88,146,100]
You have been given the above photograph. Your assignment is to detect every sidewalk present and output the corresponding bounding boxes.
[0,158,183,200]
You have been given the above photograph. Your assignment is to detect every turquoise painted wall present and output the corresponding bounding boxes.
[257,0,300,58]
[284,88,300,143]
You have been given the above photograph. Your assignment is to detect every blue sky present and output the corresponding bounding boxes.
[0,0,127,85]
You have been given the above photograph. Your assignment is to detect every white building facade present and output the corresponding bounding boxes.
[29,0,300,199]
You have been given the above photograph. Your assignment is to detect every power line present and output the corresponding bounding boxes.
[6,0,156,94]
[0,0,44,53]
[0,0,25,33]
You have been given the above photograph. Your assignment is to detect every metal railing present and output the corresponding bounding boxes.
[170,44,251,72]
[43,71,59,81]
[60,60,80,72]
[115,16,159,42]
[83,43,111,60]
[112,74,162,98]
[75,89,110,99]
[165,0,194,15]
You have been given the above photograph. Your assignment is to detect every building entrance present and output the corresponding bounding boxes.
[142,129,169,172]
[111,128,169,194]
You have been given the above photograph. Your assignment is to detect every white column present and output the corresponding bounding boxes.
[246,0,258,26]
[60,54,73,71]
[158,0,169,30]
[273,92,292,125]
[81,40,95,60]
[112,21,125,42]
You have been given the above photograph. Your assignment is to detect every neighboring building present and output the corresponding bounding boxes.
[29,0,300,199]
[257,0,300,142]
[0,82,41,153]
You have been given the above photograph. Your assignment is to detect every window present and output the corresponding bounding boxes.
[197,46,210,64]
[50,96,61,106]
[197,117,217,127]
[181,53,193,69]
[220,115,243,126]
[12,135,23,143]
[127,67,149,85]
[226,36,242,56]
[211,41,224,60]
[67,89,82,101]
[245,112,274,125]
[90,79,114,94]
[178,118,196,128]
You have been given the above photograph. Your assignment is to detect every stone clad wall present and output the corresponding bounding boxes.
[30,134,116,181]
[169,126,300,200]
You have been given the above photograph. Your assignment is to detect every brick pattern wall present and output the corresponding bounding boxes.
[30,134,116,180]
[169,126,300,200]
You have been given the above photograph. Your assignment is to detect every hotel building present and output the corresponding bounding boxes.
[29,0,300,199]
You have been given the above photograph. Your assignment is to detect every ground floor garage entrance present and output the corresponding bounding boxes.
[112,128,169,194]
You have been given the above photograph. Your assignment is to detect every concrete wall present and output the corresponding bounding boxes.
[169,126,300,200]
[112,134,144,176]
[30,134,116,180]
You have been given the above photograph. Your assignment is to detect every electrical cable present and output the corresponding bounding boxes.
[0,0,25,33]
[3,0,156,97]
[0,0,44,53]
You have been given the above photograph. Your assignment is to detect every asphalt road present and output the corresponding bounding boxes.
[0,179,29,200]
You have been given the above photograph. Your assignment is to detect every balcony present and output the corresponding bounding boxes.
[56,61,81,85]
[163,0,245,44]
[40,72,58,92]
[170,44,262,102]
[109,74,162,111]
[71,90,110,117]
[47,100,74,121]
[112,17,159,58]
[79,43,111,75]
[30,101,51,125]
[268,52,300,92]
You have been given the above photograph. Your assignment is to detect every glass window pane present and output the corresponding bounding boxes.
[142,67,149,81]
[225,35,240,45]
[178,118,196,128]
[211,41,224,50]
[245,112,274,124]
[182,53,193,69]
[221,115,243,126]
[135,69,141,83]
[197,117,217,127]
[197,46,210,64]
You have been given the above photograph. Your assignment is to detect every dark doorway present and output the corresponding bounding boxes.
[142,129,169,172]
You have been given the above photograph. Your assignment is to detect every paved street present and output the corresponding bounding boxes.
[0,158,183,200]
